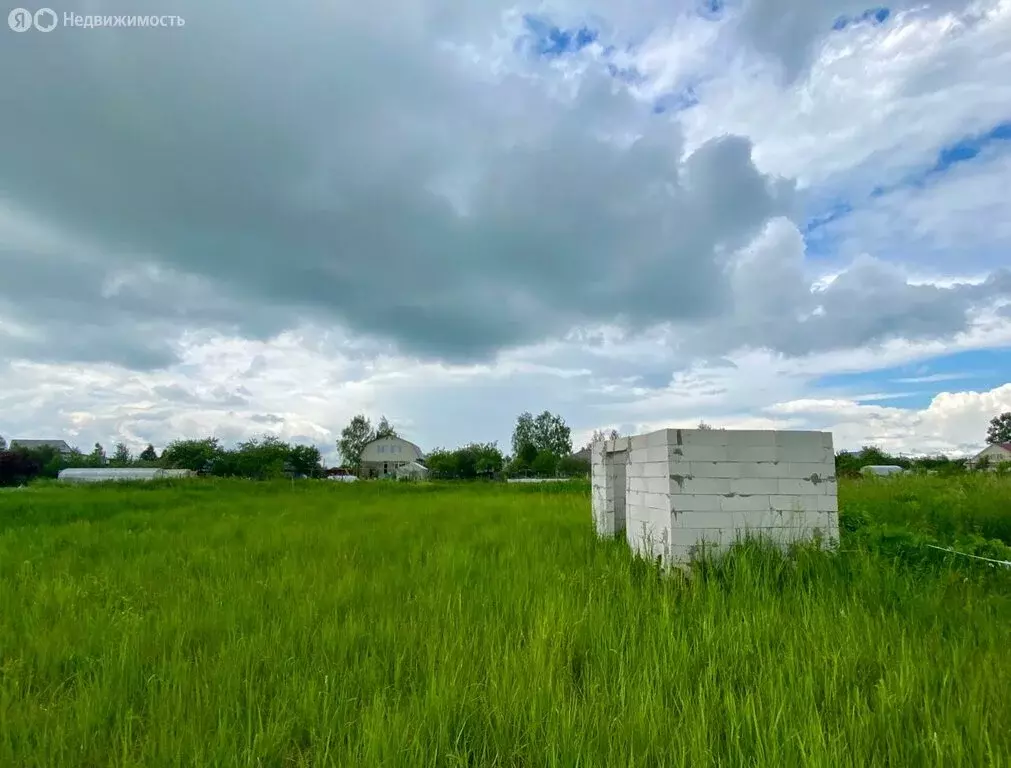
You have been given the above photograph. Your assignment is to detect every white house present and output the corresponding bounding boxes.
[969,443,1011,470]
[359,436,425,479]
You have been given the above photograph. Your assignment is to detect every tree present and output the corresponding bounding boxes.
[338,414,374,471]
[986,412,1011,445]
[88,442,107,467]
[138,444,158,463]
[697,421,714,430]
[161,438,222,471]
[111,442,132,467]
[532,411,571,457]
[229,435,291,479]
[374,416,398,440]
[512,412,537,458]
[288,444,323,478]
[531,449,559,478]
[557,452,590,477]
[511,411,571,458]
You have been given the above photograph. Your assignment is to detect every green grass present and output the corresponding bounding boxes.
[2,476,1010,767]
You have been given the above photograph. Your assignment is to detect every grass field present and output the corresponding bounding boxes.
[2,476,1011,767]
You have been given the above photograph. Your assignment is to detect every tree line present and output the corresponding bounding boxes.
[0,435,324,487]
[2,410,1009,487]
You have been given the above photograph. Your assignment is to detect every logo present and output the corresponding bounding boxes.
[7,7,32,30]
[7,6,55,31]
[33,7,56,31]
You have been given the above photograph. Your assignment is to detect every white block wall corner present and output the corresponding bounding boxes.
[590,437,630,538]
[590,428,839,566]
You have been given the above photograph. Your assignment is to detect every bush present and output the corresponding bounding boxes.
[0,451,42,487]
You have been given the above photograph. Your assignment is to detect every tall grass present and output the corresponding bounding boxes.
[1,477,1010,766]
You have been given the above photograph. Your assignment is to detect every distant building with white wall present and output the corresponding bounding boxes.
[359,436,425,479]
[968,443,1011,470]
[592,428,839,567]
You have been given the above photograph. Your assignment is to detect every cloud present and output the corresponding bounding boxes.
[0,0,798,367]
[0,0,1008,459]
[0,324,1007,460]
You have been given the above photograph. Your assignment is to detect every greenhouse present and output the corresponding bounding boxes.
[57,468,195,483]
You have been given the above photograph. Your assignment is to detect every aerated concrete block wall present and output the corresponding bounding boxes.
[591,429,839,566]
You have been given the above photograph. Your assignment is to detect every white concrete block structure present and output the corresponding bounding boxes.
[592,429,839,566]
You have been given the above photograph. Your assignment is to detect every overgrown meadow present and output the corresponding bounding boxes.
[2,476,1010,766]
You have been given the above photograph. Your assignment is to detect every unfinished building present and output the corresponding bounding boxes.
[591,428,839,566]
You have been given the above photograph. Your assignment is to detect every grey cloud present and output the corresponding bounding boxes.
[250,414,285,425]
[703,218,1011,356]
[0,0,793,368]
[0,0,998,374]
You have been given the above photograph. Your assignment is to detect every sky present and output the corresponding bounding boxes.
[1,0,1010,463]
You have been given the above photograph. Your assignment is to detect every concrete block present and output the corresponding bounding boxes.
[669,524,710,546]
[641,461,670,478]
[627,476,650,494]
[646,445,669,462]
[593,426,839,567]
[775,445,826,463]
[720,494,773,513]
[817,495,839,513]
[629,490,670,512]
[728,478,780,495]
[728,445,780,463]
[670,493,722,513]
[693,528,734,548]
[770,494,819,513]
[677,429,729,447]
[646,429,672,448]
[687,462,741,479]
[629,448,650,464]
[644,476,672,495]
[777,478,824,496]
[735,462,784,479]
[725,430,779,446]
[775,430,826,449]
[605,436,631,453]
[676,510,737,530]
[675,476,731,495]
[673,445,729,463]
[783,462,836,480]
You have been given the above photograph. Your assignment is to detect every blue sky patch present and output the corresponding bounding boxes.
[653,85,701,114]
[521,15,599,58]
[833,7,891,31]
[930,121,1011,175]
[802,120,1011,256]
[812,347,1009,410]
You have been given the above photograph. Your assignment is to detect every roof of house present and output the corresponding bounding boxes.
[361,435,424,458]
[9,439,73,451]
[973,443,1011,459]
[571,447,591,462]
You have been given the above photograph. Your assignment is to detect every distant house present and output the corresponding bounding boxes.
[9,439,74,457]
[968,443,1011,470]
[359,436,425,479]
